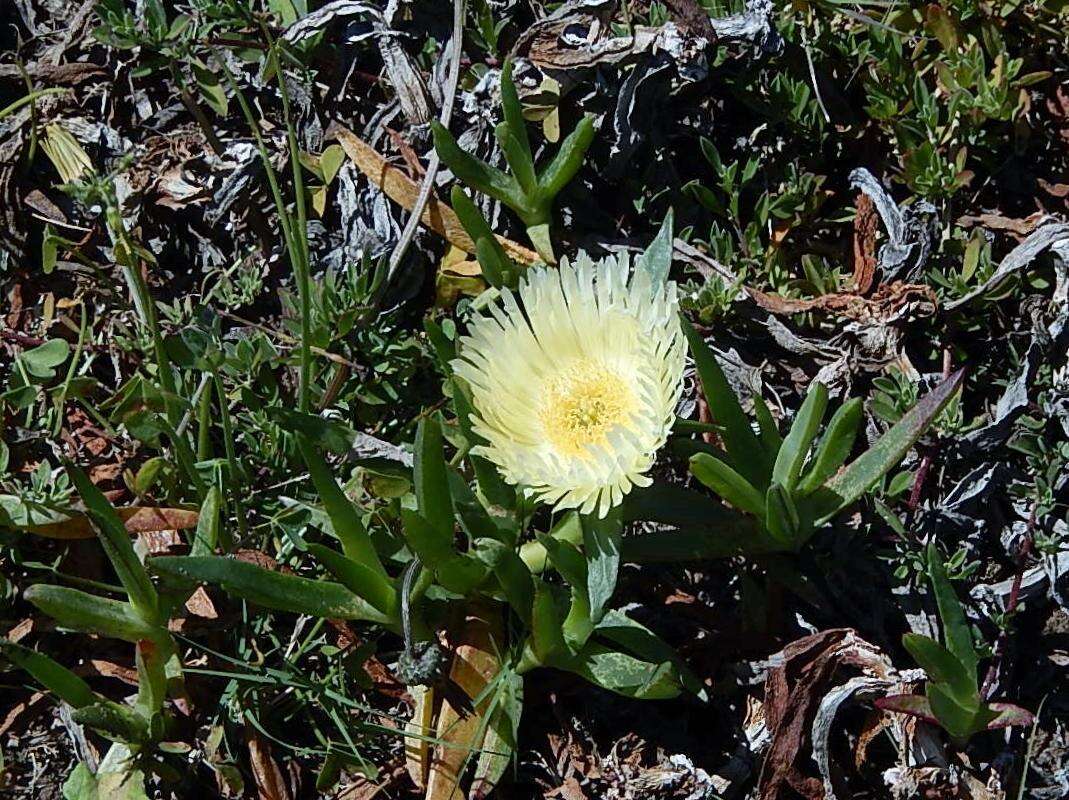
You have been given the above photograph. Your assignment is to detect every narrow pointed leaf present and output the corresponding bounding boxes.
[681,318,767,487]
[812,369,965,520]
[689,453,765,516]
[24,585,161,643]
[772,382,828,490]
[797,398,862,495]
[0,638,96,708]
[148,556,393,625]
[298,435,387,578]
[67,464,159,623]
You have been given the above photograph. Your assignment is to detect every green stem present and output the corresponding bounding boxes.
[214,374,246,544]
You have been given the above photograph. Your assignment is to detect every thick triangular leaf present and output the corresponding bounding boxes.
[67,464,159,624]
[24,585,161,643]
[772,382,827,490]
[583,509,622,625]
[0,638,96,708]
[927,540,979,682]
[681,318,767,488]
[689,453,765,516]
[298,435,387,578]
[902,633,977,702]
[811,369,965,521]
[414,415,454,541]
[148,556,393,625]
[797,398,862,495]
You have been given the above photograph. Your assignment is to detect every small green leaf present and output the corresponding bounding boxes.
[0,638,96,708]
[772,382,828,490]
[24,585,161,643]
[689,453,765,517]
[319,144,345,185]
[635,209,673,286]
[22,338,70,379]
[812,370,965,521]
[927,540,979,682]
[797,398,862,495]
[298,435,387,578]
[681,318,767,488]
[67,464,159,623]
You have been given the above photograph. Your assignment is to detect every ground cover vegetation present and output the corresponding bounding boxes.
[1,0,1068,797]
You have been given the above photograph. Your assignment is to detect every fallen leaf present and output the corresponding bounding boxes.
[245,725,293,800]
[26,506,199,540]
[330,124,538,266]
[425,600,505,800]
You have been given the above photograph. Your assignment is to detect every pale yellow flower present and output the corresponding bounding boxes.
[453,252,686,517]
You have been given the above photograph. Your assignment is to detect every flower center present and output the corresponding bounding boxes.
[541,361,635,457]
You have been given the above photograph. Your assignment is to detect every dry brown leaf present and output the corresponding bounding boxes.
[85,659,138,685]
[185,586,219,619]
[405,684,435,790]
[760,629,860,800]
[26,506,199,540]
[852,191,878,294]
[7,617,34,643]
[748,282,937,324]
[425,600,505,800]
[329,124,538,266]
[245,725,293,800]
